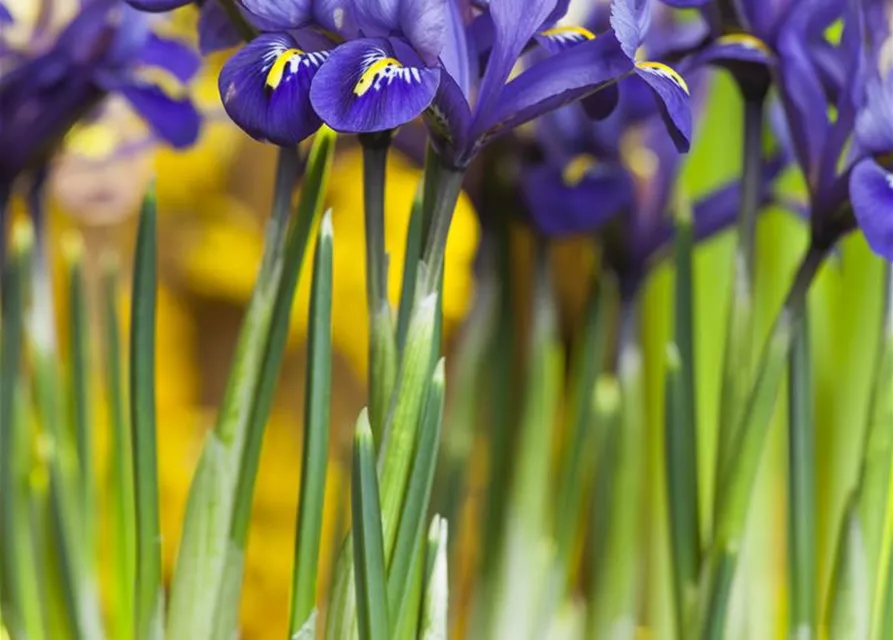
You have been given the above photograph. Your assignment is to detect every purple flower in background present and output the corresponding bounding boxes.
[0,2,12,23]
[125,0,250,54]
[0,0,201,185]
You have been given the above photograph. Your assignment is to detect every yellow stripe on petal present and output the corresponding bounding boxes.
[354,56,404,97]
[266,48,304,90]
[636,61,690,94]
[562,154,598,187]
[716,33,772,56]
[540,25,596,41]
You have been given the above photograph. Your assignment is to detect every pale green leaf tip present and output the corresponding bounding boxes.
[432,358,446,387]
[428,514,447,546]
[11,218,34,255]
[665,342,682,370]
[593,375,621,417]
[320,209,334,240]
[356,408,373,444]
[143,180,157,209]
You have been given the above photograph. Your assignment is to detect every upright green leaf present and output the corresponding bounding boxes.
[130,187,163,640]
[289,211,335,636]
[420,516,449,640]
[352,411,390,640]
[825,497,870,640]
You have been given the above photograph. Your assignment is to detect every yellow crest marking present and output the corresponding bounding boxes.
[266,48,304,90]
[636,61,690,95]
[562,154,598,187]
[354,57,403,97]
[540,25,596,41]
[716,33,772,56]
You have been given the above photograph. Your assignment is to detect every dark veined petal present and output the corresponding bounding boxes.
[475,33,632,145]
[634,61,692,152]
[117,82,201,148]
[474,0,560,125]
[219,33,327,146]
[198,1,242,54]
[851,159,893,261]
[239,0,312,29]
[309,38,440,134]
[140,34,200,83]
[534,24,596,54]
[523,157,634,236]
[124,0,190,12]
[609,0,650,59]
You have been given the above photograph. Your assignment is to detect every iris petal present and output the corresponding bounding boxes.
[851,159,893,261]
[424,70,473,163]
[609,0,651,59]
[689,34,774,69]
[309,38,440,134]
[523,161,634,236]
[124,0,190,12]
[117,82,201,148]
[140,34,200,83]
[634,61,692,153]
[0,2,12,23]
[219,33,327,146]
[239,0,312,29]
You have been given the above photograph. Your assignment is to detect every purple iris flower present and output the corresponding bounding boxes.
[522,72,784,292]
[416,0,691,168]
[0,2,12,23]
[0,0,201,185]
[213,0,444,147]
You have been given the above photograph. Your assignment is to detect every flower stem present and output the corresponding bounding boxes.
[704,242,828,638]
[716,91,765,491]
[420,165,464,296]
[360,132,398,447]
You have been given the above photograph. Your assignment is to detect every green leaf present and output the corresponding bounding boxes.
[396,187,424,354]
[0,223,45,640]
[289,211,335,635]
[369,305,397,451]
[420,516,449,640]
[378,292,438,563]
[352,410,390,640]
[825,496,870,640]
[388,359,445,634]
[130,186,164,640]
[101,257,136,640]
[788,314,817,637]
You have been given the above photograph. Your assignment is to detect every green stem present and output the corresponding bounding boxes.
[787,311,816,637]
[419,167,464,295]
[716,92,765,484]
[706,243,828,637]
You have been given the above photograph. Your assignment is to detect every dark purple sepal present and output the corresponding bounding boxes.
[140,34,201,82]
[851,159,893,261]
[581,84,620,120]
[124,0,191,12]
[219,33,327,146]
[116,82,201,148]
[634,61,692,152]
[309,38,440,134]
[424,69,473,164]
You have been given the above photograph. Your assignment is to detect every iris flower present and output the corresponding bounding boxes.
[0,0,201,187]
[416,0,692,169]
[214,0,445,146]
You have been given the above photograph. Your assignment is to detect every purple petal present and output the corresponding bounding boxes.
[198,1,242,54]
[687,33,774,69]
[124,0,191,12]
[609,0,651,59]
[634,61,692,152]
[0,2,13,23]
[659,0,709,5]
[239,0,312,29]
[474,0,560,125]
[399,0,448,64]
[523,159,634,236]
[219,33,327,146]
[309,38,440,134]
[851,159,893,261]
[475,33,632,143]
[440,0,472,97]
[117,82,201,148]
[140,34,200,82]
[855,74,893,156]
